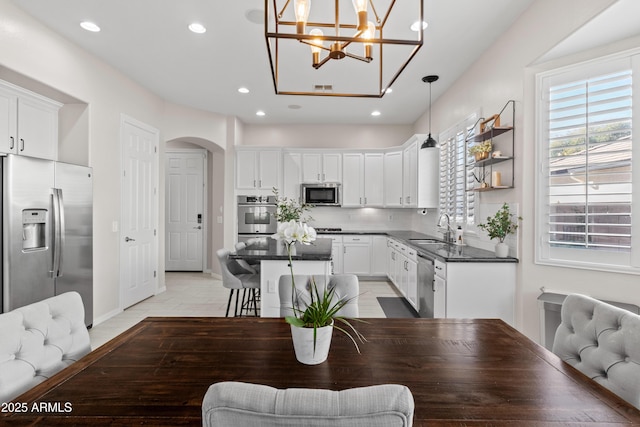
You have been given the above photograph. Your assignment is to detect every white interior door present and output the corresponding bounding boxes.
[120,115,158,309]
[165,150,205,271]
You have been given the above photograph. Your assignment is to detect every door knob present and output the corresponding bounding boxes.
[125,236,136,242]
[193,226,202,229]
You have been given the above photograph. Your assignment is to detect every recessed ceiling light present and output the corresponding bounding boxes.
[80,21,100,32]
[371,111,381,117]
[256,110,266,116]
[410,21,428,31]
[238,87,250,94]
[188,23,207,34]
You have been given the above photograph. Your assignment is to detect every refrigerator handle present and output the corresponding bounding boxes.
[51,188,65,278]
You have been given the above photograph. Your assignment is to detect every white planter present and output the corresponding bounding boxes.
[495,242,509,258]
[290,322,333,365]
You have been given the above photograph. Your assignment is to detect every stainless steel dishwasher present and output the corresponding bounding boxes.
[417,253,435,318]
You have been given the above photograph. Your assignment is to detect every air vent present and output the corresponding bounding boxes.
[313,84,333,92]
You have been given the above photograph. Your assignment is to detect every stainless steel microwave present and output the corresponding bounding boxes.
[301,183,341,206]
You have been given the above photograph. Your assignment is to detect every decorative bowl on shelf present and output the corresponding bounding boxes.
[475,151,489,161]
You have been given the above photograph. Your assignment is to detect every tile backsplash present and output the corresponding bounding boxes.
[303,203,520,258]
[307,207,414,231]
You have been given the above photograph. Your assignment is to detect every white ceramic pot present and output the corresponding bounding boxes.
[290,322,333,365]
[495,242,509,258]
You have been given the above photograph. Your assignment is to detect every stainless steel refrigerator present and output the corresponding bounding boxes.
[1,154,93,327]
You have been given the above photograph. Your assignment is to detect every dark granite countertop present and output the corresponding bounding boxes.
[231,237,332,262]
[317,229,518,263]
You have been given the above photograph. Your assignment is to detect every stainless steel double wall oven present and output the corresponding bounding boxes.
[237,195,277,249]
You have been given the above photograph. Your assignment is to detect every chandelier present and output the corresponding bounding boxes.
[265,0,424,97]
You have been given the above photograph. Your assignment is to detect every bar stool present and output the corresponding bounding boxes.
[235,240,262,273]
[216,249,260,317]
[234,242,259,274]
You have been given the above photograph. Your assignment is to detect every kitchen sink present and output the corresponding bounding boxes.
[409,239,447,245]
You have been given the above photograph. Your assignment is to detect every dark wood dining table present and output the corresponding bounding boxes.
[3,317,640,426]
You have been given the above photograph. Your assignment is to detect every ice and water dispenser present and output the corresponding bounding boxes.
[22,209,47,251]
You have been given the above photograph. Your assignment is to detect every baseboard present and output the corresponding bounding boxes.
[92,306,123,327]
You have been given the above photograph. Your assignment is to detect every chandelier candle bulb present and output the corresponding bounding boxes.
[492,171,502,187]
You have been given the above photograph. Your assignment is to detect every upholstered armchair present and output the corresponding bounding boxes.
[553,293,640,409]
[0,291,90,403]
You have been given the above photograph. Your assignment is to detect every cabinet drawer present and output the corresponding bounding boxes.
[434,259,446,279]
[406,247,417,262]
[323,234,343,243]
[342,235,371,244]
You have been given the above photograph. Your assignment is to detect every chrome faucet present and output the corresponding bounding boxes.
[437,212,454,243]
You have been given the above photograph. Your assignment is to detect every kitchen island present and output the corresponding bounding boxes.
[231,237,332,317]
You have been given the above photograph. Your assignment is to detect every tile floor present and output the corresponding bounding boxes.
[89,272,401,349]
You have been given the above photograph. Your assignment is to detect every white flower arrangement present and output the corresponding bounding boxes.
[271,220,317,247]
[271,220,364,354]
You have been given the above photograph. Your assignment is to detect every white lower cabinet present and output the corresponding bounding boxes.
[342,235,371,275]
[434,258,515,325]
[385,239,417,310]
[370,235,387,276]
[405,248,418,310]
[325,235,343,274]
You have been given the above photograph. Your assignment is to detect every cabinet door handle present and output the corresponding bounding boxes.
[400,197,402,205]
[322,173,325,181]
[317,173,320,181]
[253,180,256,187]
[9,136,14,150]
[19,138,25,152]
[364,197,367,205]
[343,247,346,254]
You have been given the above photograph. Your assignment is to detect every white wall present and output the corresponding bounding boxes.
[242,124,413,149]
[410,0,640,342]
[0,1,230,323]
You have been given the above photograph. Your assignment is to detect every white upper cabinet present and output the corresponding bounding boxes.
[301,152,342,183]
[418,146,439,208]
[402,140,418,207]
[342,152,384,207]
[400,134,439,209]
[363,153,384,206]
[282,152,303,201]
[236,135,438,208]
[236,148,281,191]
[341,152,363,207]
[384,150,403,207]
[0,80,61,161]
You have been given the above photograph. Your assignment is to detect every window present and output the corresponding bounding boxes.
[537,51,640,273]
[439,113,479,224]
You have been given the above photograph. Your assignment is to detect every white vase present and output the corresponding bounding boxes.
[290,322,333,365]
[495,242,509,257]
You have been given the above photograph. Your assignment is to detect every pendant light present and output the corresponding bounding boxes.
[421,75,439,149]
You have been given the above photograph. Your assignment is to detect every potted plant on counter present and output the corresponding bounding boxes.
[271,220,365,365]
[477,203,521,257]
[273,188,313,223]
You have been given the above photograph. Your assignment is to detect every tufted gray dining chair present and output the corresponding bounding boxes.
[552,293,640,409]
[216,248,260,317]
[202,381,414,427]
